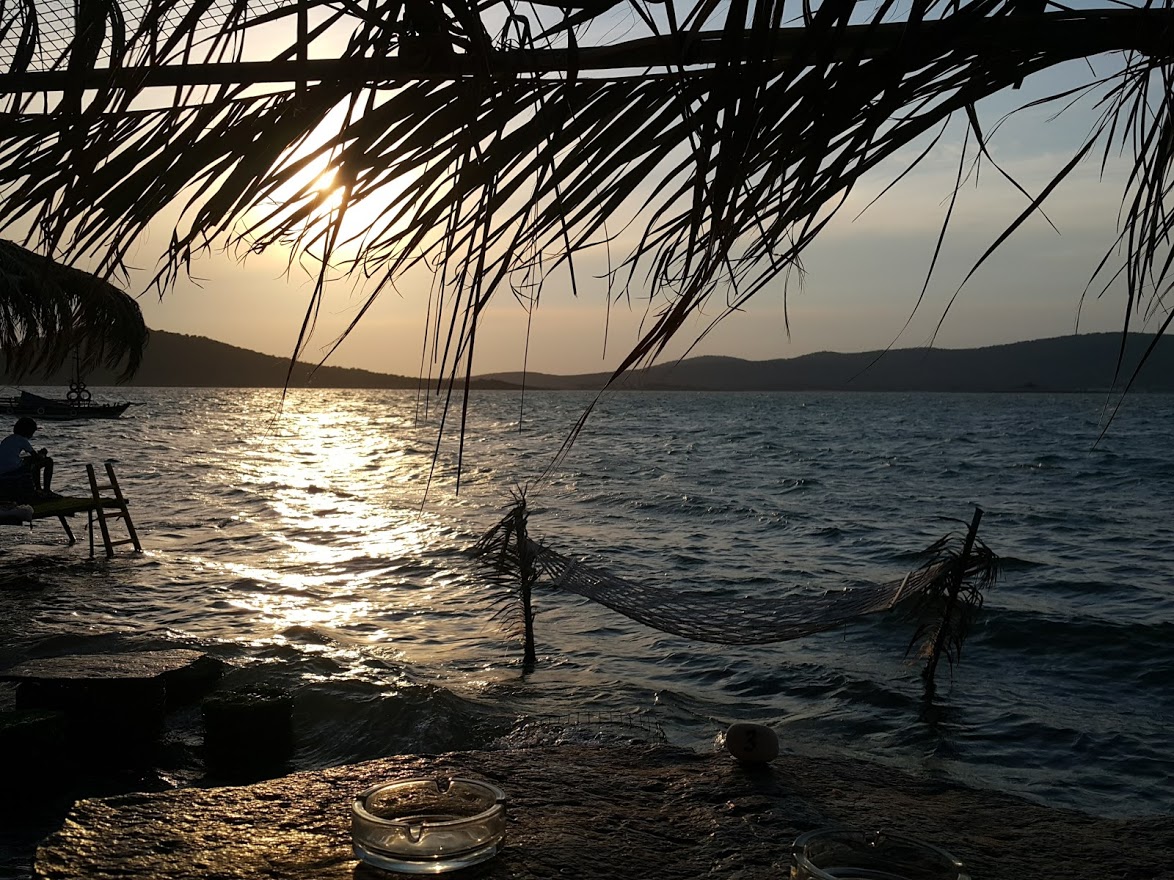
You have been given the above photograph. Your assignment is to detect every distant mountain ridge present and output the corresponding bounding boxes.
[3,330,520,390]
[482,333,1174,392]
[5,330,1173,392]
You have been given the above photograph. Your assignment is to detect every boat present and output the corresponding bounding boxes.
[2,387,131,420]
[2,350,134,421]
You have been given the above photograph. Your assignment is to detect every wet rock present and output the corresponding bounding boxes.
[1,649,218,682]
[1,649,223,701]
[0,649,223,753]
[33,745,1174,880]
[202,685,294,782]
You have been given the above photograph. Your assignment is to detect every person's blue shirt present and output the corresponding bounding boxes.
[0,432,35,475]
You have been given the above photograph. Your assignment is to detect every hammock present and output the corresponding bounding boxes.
[527,545,946,644]
[472,503,995,647]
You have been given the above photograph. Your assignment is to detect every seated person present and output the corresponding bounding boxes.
[0,417,55,500]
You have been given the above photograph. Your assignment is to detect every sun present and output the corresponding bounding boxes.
[233,100,424,268]
[312,168,344,211]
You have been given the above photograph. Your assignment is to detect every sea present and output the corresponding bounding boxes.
[1,387,1171,842]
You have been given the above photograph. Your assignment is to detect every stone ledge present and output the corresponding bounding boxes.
[34,745,1174,879]
[0,650,224,755]
[0,649,219,685]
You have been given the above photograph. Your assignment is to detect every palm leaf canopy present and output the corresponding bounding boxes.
[0,0,1171,390]
[0,238,148,380]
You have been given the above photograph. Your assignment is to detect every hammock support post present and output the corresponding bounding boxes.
[512,503,538,669]
[921,506,984,698]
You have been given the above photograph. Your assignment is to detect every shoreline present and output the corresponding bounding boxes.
[22,743,1174,879]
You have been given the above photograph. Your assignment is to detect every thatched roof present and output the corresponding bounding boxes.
[0,239,148,380]
[0,0,1170,393]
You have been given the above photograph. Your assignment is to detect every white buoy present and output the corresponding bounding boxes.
[723,721,779,763]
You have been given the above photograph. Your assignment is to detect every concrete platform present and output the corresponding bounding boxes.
[0,649,221,688]
[31,744,1174,879]
[0,649,223,748]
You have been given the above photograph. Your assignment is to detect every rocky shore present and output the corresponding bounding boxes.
[30,744,1174,879]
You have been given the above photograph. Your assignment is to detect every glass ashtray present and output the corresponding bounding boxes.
[791,828,970,880]
[352,776,507,874]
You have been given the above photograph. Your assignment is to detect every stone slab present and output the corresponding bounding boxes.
[0,650,213,683]
[1,650,223,750]
[33,745,1174,880]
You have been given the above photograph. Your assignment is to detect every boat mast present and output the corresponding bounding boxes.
[66,351,91,407]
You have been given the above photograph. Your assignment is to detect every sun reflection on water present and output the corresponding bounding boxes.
[225,588,374,636]
[190,398,454,645]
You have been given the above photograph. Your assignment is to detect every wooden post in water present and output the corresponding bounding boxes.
[922,506,983,700]
[512,501,538,670]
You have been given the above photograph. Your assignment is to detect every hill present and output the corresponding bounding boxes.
[481,333,1174,392]
[3,330,521,390]
[4,330,1173,392]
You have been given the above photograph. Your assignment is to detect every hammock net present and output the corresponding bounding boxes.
[472,502,996,647]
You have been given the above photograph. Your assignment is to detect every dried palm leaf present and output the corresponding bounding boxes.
[0,238,148,379]
[472,489,538,666]
[0,0,1170,436]
[902,510,1000,699]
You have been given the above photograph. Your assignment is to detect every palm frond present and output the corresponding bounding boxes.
[471,490,538,666]
[0,0,1170,418]
[0,238,148,379]
[902,513,1000,698]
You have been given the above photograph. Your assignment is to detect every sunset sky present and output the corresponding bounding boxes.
[127,56,1149,378]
